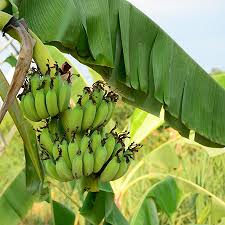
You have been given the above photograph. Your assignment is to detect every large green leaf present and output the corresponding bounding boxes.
[128,108,164,144]
[131,197,159,225]
[80,184,128,225]
[0,170,37,225]
[14,0,225,146]
[0,69,43,185]
[127,173,225,224]
[131,177,181,224]
[213,73,225,89]
[51,200,75,225]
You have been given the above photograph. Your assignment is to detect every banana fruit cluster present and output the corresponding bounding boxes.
[19,63,141,192]
[40,126,141,185]
[61,81,118,139]
[18,65,71,121]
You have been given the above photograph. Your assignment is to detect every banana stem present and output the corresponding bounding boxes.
[79,175,99,192]
[0,11,55,75]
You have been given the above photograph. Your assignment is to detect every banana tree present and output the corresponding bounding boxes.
[0,0,225,224]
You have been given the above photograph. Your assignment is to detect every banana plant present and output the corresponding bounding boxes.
[2,0,225,147]
[0,0,225,224]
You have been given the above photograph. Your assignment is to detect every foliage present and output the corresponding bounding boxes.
[0,1,225,225]
[8,0,225,147]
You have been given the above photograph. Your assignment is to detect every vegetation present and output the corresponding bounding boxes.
[0,1,225,225]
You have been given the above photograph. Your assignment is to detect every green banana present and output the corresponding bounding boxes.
[48,117,60,141]
[43,159,63,181]
[52,73,62,97]
[35,89,49,119]
[60,140,72,169]
[68,137,79,163]
[104,133,116,162]
[30,73,41,96]
[23,92,41,122]
[104,101,115,125]
[93,145,107,173]
[81,98,97,131]
[61,104,83,136]
[91,99,108,129]
[100,126,107,139]
[83,148,94,176]
[46,88,59,117]
[56,157,73,181]
[99,156,120,183]
[39,128,54,156]
[81,87,91,106]
[112,141,125,157]
[20,95,35,121]
[92,87,105,107]
[72,151,83,179]
[58,80,71,112]
[52,141,60,160]
[70,104,83,132]
[90,130,102,153]
[103,92,118,125]
[80,134,90,155]
[112,156,129,180]
[42,75,51,94]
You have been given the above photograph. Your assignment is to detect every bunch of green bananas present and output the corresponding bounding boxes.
[60,81,119,139]
[40,126,142,187]
[18,65,71,121]
[19,63,142,192]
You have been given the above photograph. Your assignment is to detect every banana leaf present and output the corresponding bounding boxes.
[0,170,37,225]
[129,174,225,224]
[131,177,181,224]
[128,108,164,144]
[213,73,225,89]
[11,0,225,147]
[51,200,76,225]
[0,69,44,185]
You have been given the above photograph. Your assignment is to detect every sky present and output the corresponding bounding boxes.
[128,0,225,72]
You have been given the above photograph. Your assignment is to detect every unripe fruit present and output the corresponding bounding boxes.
[80,134,90,155]
[112,156,129,180]
[40,128,54,156]
[90,130,102,153]
[35,89,49,119]
[92,99,108,129]
[43,159,64,181]
[56,157,73,181]
[104,134,116,161]
[93,145,107,173]
[99,157,120,183]
[52,141,60,160]
[72,151,83,179]
[23,92,41,122]
[58,80,71,112]
[30,73,41,96]
[61,140,71,169]
[83,148,94,176]
[46,88,59,117]
[68,138,79,163]
[81,99,96,131]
